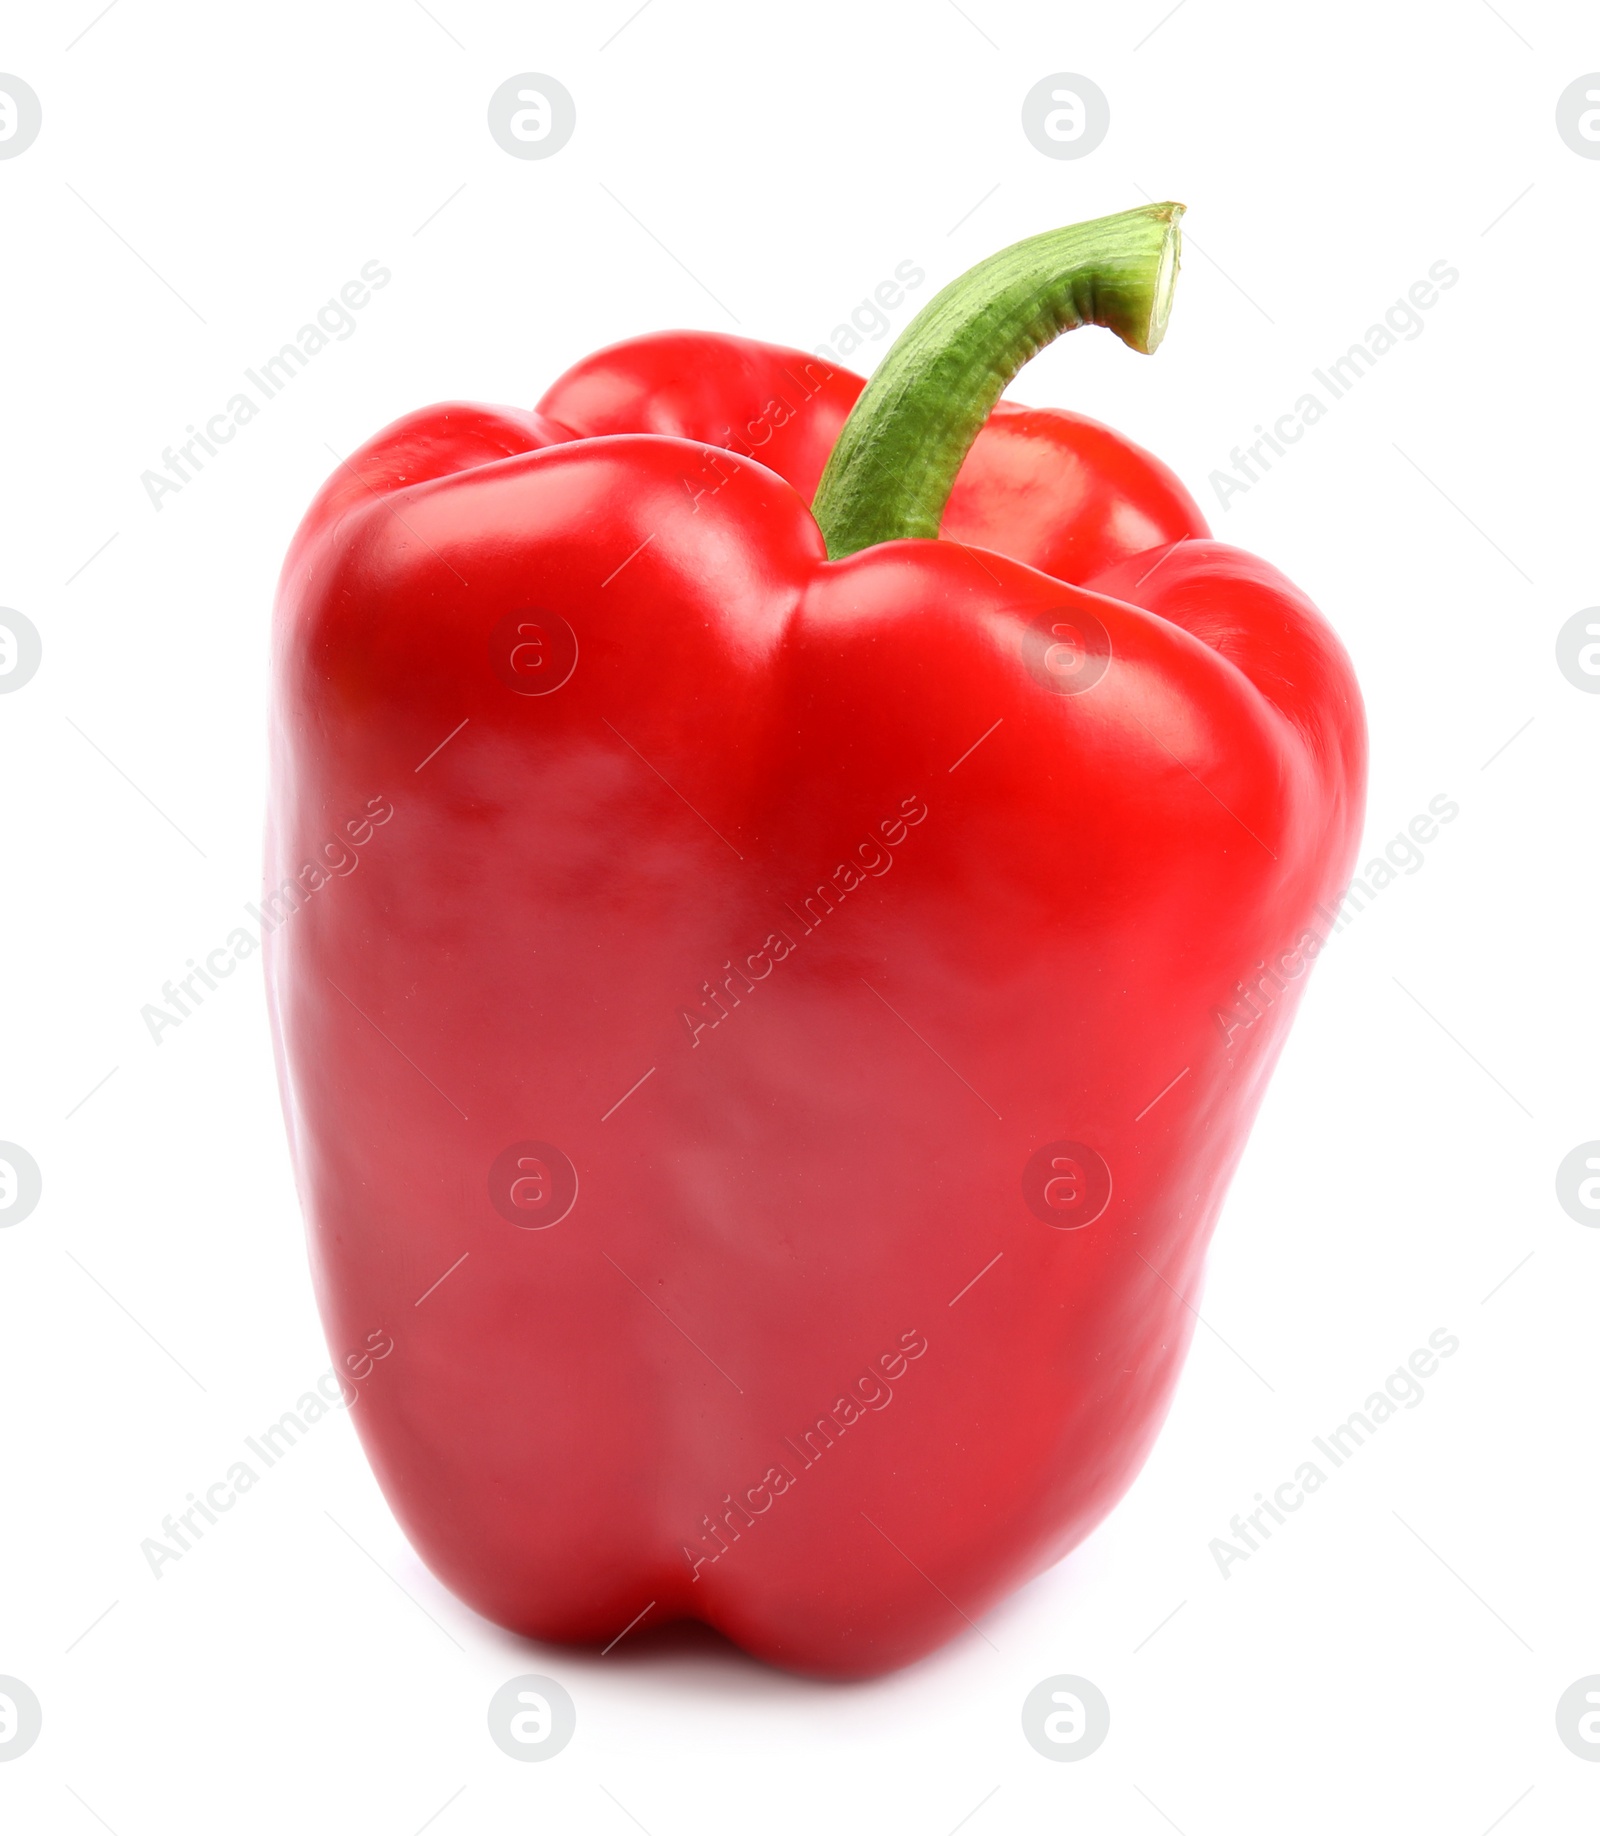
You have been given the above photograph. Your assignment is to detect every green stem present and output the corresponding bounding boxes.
[810,202,1184,560]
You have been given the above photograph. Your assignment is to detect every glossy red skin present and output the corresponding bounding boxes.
[267,333,1365,1678]
[535,329,1211,582]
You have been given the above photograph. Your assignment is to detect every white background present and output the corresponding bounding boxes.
[2,1,1596,1829]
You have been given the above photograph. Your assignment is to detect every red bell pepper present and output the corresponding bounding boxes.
[267,204,1365,1677]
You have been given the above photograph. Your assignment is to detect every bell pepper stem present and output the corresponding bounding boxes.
[811,202,1184,561]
